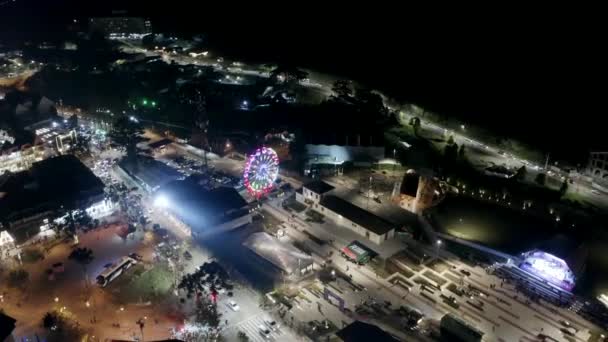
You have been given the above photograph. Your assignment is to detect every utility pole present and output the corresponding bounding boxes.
[367,176,372,209]
[544,153,550,171]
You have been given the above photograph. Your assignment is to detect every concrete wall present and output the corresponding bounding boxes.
[302,188,322,204]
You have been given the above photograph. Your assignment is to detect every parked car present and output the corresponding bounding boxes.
[258,325,272,339]
[264,319,279,331]
[227,300,240,311]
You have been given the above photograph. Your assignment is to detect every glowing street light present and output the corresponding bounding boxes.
[54,297,59,302]
[154,194,169,208]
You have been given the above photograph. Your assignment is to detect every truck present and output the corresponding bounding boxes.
[341,240,376,265]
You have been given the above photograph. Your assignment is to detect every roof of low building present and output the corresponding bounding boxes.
[0,155,104,221]
[156,179,248,230]
[0,312,17,341]
[243,232,313,275]
[148,138,173,149]
[534,234,587,276]
[335,321,399,342]
[320,195,394,235]
[303,180,334,194]
[118,156,182,190]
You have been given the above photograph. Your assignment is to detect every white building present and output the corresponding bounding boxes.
[296,180,395,244]
[586,152,608,188]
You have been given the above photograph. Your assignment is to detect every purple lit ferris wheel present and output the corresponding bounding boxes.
[243,147,279,197]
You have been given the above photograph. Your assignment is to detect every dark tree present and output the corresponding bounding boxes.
[42,312,59,330]
[354,88,387,116]
[69,247,94,287]
[560,179,569,195]
[195,297,222,329]
[535,173,546,186]
[41,311,85,342]
[109,115,143,164]
[411,117,421,135]
[331,80,353,99]
[514,165,527,181]
[7,269,29,287]
[458,144,466,159]
[67,114,78,129]
[444,143,459,161]
[447,135,455,145]
[73,209,92,228]
[270,64,308,84]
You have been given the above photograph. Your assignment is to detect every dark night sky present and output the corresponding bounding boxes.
[1,1,606,162]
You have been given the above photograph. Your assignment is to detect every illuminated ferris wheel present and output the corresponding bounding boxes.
[243,147,279,197]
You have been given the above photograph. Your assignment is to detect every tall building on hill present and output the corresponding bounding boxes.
[392,169,442,214]
[89,16,152,39]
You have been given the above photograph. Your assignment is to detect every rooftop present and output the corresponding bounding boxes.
[243,232,313,275]
[335,321,399,342]
[118,156,182,191]
[532,234,587,276]
[156,178,248,230]
[148,138,173,149]
[0,155,104,221]
[303,180,334,194]
[320,195,394,235]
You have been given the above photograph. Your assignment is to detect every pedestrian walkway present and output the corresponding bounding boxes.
[226,315,298,342]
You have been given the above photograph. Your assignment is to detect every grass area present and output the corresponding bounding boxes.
[283,197,307,213]
[305,209,325,223]
[21,247,44,263]
[447,283,465,297]
[562,191,595,209]
[422,270,448,288]
[390,252,423,272]
[372,163,407,171]
[432,196,554,255]
[115,264,174,303]
[427,259,450,273]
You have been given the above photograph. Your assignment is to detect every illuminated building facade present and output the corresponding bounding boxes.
[393,169,442,214]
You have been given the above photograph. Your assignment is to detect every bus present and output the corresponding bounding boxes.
[96,256,137,287]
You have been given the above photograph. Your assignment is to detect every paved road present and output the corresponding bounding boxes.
[399,111,608,209]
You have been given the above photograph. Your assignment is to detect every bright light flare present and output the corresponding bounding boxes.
[154,194,169,208]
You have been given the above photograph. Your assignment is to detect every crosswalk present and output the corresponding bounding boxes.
[229,315,285,342]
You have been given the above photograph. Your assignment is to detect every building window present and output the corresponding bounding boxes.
[352,223,357,228]
[321,207,324,212]
[365,231,370,239]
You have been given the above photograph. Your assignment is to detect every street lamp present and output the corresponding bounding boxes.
[461,124,465,130]
[435,239,442,258]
